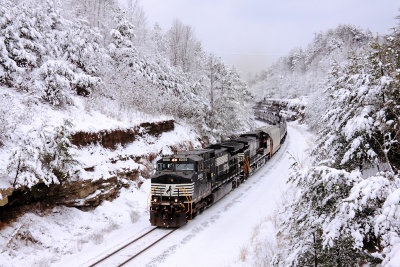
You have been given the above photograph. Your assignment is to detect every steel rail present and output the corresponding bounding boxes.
[88,227,158,267]
[117,228,177,267]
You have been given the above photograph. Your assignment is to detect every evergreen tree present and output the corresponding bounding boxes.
[275,22,400,266]
[0,0,17,86]
[316,36,399,172]
[7,120,79,188]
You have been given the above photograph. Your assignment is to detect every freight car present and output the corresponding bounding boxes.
[149,119,287,227]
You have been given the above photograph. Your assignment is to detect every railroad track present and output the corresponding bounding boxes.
[87,227,177,267]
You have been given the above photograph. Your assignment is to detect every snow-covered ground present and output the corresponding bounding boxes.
[0,122,313,266]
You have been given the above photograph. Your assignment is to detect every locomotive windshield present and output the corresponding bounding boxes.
[157,162,195,171]
[157,163,173,171]
[175,163,195,171]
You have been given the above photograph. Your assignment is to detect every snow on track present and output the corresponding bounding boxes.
[86,227,174,267]
[124,123,313,267]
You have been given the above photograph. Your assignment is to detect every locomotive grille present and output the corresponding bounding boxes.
[216,154,228,166]
[152,183,194,197]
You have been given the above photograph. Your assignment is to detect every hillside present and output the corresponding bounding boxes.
[249,24,373,100]
[267,17,400,267]
[0,0,255,209]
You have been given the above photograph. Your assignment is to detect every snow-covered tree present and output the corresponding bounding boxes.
[203,55,254,138]
[316,40,399,172]
[214,67,254,136]
[0,0,17,86]
[249,24,373,101]
[167,19,203,73]
[0,0,102,103]
[274,165,375,266]
[127,0,148,48]
[275,21,400,266]
[150,23,168,56]
[7,120,79,189]
[35,60,75,106]
[0,1,44,87]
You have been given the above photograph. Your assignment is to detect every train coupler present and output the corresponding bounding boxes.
[150,204,187,228]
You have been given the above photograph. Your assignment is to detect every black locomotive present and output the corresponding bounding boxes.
[149,121,287,227]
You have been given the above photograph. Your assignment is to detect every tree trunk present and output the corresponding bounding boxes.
[210,56,214,128]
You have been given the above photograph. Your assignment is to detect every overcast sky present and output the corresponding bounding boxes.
[138,0,399,76]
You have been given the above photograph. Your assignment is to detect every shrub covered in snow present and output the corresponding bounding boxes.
[7,120,79,189]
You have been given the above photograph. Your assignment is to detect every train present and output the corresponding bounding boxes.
[149,119,287,227]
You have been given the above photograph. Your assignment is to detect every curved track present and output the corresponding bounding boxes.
[88,227,176,267]
[149,125,301,266]
[88,126,295,267]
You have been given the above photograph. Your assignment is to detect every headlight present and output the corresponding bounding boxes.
[153,198,158,202]
[174,198,178,203]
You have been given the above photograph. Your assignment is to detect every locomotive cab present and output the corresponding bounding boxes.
[150,151,213,227]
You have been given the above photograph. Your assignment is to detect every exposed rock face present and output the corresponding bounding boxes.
[0,188,13,206]
[0,176,130,222]
[0,120,177,221]
[60,177,129,209]
[71,120,175,149]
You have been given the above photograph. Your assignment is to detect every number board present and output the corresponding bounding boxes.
[179,158,188,162]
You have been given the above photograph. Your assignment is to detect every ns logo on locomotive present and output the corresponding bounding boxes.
[150,119,287,227]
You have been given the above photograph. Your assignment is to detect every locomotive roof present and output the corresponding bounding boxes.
[161,153,203,161]
[205,143,229,154]
[220,141,244,152]
[177,148,214,155]
[241,130,265,138]
[233,136,257,144]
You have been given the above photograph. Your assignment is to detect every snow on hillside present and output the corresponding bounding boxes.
[0,85,180,190]
[249,25,373,101]
[0,0,256,199]
[0,181,150,266]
